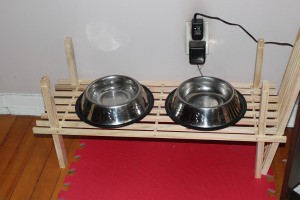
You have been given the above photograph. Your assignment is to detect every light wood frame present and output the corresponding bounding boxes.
[33,29,300,178]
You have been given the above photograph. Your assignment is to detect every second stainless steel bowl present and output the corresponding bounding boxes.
[75,75,154,128]
[165,76,247,130]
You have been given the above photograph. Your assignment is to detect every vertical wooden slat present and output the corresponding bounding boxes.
[262,76,300,175]
[278,29,300,106]
[277,45,300,115]
[277,49,300,122]
[41,76,67,168]
[154,82,165,132]
[262,29,300,175]
[253,39,264,89]
[64,37,78,86]
[277,76,300,134]
[255,81,269,178]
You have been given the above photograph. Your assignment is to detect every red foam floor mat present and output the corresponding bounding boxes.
[59,138,275,200]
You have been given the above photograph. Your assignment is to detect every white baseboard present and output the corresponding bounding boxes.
[0,93,44,116]
[0,93,298,127]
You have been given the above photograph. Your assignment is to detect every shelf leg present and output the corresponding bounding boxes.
[261,142,280,175]
[262,30,300,174]
[41,76,68,168]
[64,37,78,86]
[255,81,269,178]
[253,39,264,89]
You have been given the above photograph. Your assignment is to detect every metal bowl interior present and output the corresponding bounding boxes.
[86,75,141,107]
[178,76,235,108]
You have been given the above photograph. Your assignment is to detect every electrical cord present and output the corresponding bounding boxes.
[194,13,293,47]
[197,64,204,76]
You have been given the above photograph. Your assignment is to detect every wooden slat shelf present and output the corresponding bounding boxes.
[33,29,300,178]
[34,81,282,140]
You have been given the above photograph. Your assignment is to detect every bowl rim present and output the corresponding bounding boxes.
[84,75,143,108]
[75,85,154,128]
[176,76,236,109]
[165,88,247,131]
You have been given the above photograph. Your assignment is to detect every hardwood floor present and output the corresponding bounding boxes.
[271,128,291,199]
[0,115,80,200]
[0,115,291,199]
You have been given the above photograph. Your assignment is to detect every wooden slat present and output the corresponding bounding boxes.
[41,76,67,168]
[36,117,278,128]
[57,79,276,89]
[253,39,264,89]
[52,87,278,98]
[64,37,78,86]
[36,120,252,133]
[278,36,300,101]
[33,127,285,143]
[255,81,269,178]
[277,41,300,124]
[40,109,279,121]
[278,33,300,106]
[53,101,279,112]
[52,95,279,105]
[261,29,300,175]
[258,81,270,135]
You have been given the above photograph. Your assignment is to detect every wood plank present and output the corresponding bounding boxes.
[0,115,16,145]
[0,118,37,199]
[0,116,32,179]
[52,87,278,98]
[52,93,279,104]
[278,36,300,102]
[9,135,53,200]
[53,102,279,112]
[33,127,285,143]
[277,76,300,134]
[41,76,68,168]
[35,121,278,135]
[253,39,264,89]
[30,136,74,200]
[57,79,276,88]
[64,37,78,86]
[35,117,278,129]
[41,109,279,120]
[255,81,269,178]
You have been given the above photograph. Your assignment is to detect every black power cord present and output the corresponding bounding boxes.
[194,13,293,47]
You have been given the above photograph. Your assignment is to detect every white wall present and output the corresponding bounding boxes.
[0,0,299,94]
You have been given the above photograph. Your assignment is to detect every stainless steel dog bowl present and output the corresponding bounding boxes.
[75,75,154,128]
[165,76,247,130]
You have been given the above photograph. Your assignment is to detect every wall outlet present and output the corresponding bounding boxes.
[186,21,209,55]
